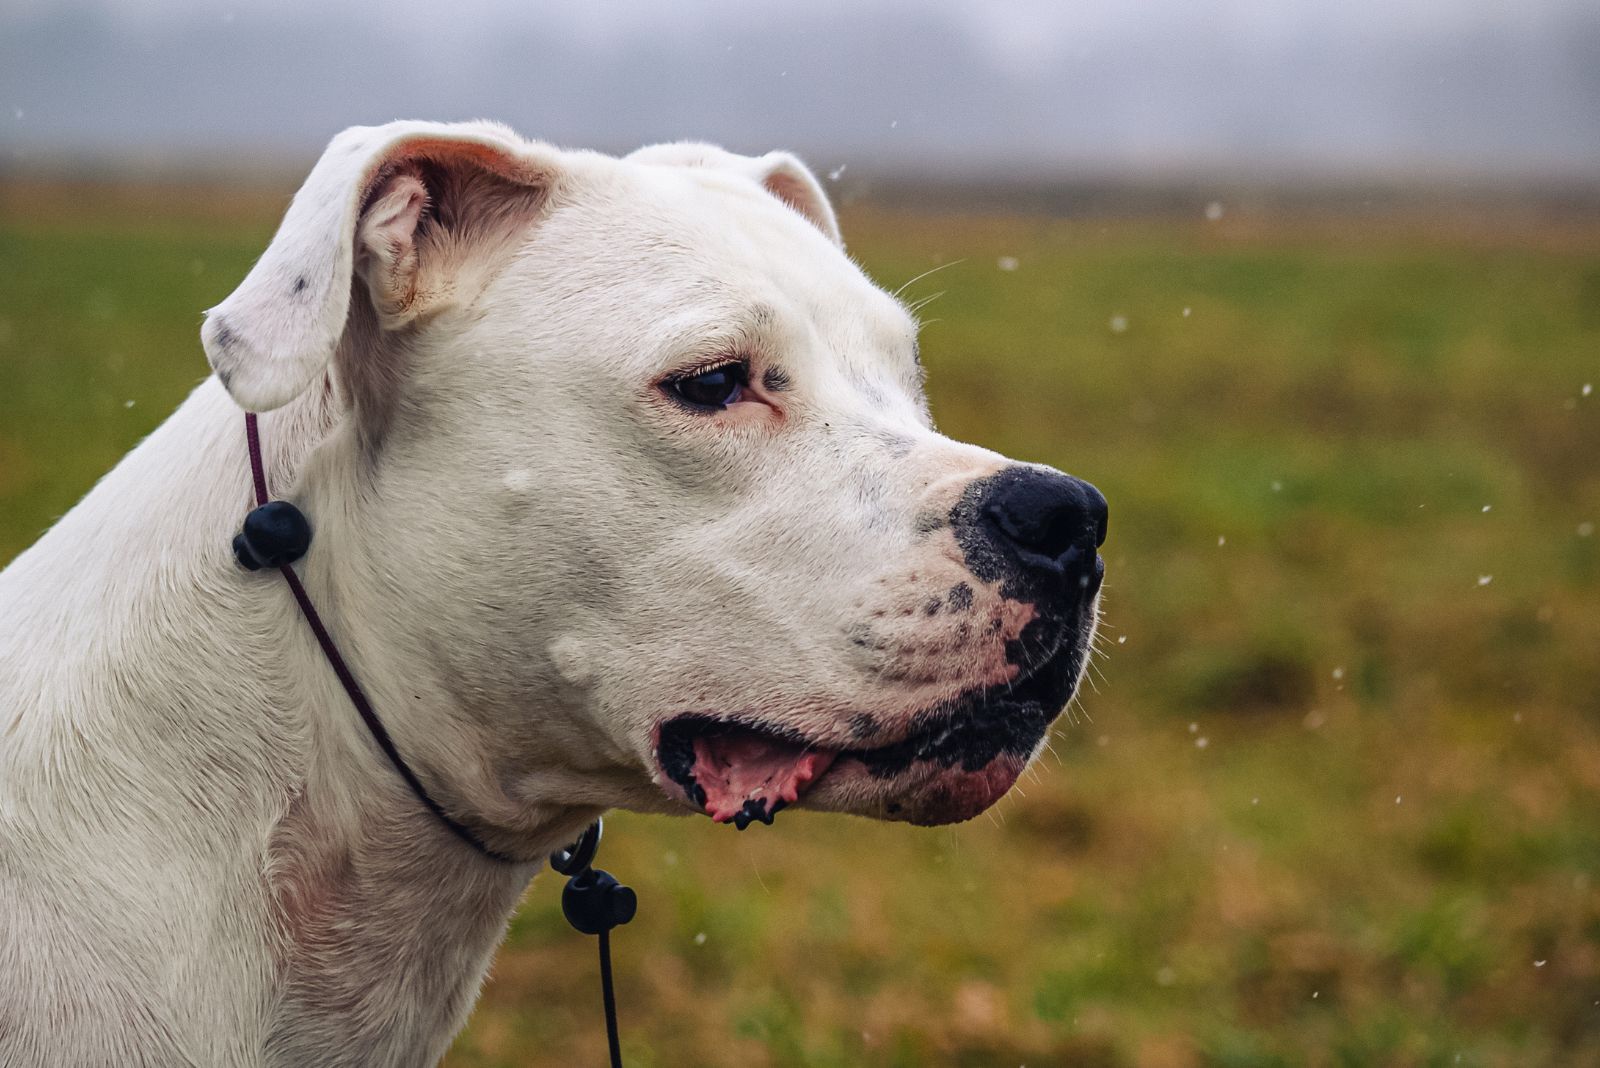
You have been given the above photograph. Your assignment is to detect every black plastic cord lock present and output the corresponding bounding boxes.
[234,501,313,571]
[562,868,639,935]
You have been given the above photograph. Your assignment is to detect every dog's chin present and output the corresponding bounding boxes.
[801,753,1027,826]
[651,635,1086,829]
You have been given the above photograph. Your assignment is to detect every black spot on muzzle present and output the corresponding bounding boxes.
[845,640,1083,778]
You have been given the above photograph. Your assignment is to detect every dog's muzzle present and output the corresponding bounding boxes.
[655,463,1108,829]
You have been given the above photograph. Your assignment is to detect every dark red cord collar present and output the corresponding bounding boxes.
[239,412,519,863]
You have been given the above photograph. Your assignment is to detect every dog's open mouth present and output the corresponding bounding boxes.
[656,717,838,828]
[654,635,1085,829]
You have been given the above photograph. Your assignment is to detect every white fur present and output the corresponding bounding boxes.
[0,120,1079,1065]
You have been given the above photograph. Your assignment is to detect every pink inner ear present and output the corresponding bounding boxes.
[763,171,808,212]
[758,160,842,245]
[360,172,428,255]
[356,172,429,318]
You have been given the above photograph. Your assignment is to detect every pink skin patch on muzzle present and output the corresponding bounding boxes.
[897,757,1023,826]
[691,731,838,827]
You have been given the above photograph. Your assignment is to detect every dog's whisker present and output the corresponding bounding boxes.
[891,257,965,299]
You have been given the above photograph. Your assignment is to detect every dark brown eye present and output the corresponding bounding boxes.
[669,362,747,410]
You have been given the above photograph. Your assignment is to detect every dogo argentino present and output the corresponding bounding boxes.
[0,120,1106,1066]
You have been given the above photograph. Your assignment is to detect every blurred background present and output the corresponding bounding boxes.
[3,1,1598,1065]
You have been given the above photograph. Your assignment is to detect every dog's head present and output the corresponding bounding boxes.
[204,121,1105,840]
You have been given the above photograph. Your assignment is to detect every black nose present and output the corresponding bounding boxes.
[981,467,1108,577]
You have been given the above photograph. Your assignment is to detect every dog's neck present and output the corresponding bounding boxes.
[261,738,539,1064]
[0,378,586,1065]
[242,384,585,1062]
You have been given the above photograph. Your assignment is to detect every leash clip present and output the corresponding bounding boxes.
[550,818,604,876]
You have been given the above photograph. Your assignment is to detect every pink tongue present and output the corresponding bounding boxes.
[691,731,838,824]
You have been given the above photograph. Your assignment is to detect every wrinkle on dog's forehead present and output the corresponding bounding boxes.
[537,167,919,380]
[637,293,783,361]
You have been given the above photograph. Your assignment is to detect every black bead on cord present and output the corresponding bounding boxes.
[233,499,312,570]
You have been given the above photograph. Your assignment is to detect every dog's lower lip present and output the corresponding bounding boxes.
[654,622,1088,824]
[653,702,1014,822]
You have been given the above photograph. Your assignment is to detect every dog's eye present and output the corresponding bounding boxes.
[668,362,747,410]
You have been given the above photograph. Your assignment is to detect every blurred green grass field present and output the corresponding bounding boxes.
[2,181,1598,1067]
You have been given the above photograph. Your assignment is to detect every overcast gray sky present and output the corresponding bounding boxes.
[3,0,1597,180]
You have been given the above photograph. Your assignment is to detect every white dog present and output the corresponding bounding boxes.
[0,120,1106,1066]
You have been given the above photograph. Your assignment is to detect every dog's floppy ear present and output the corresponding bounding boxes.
[627,142,842,247]
[203,120,557,412]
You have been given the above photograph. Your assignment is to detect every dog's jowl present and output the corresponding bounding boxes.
[0,121,1105,1066]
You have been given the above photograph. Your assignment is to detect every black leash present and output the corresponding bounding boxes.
[234,411,637,1065]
